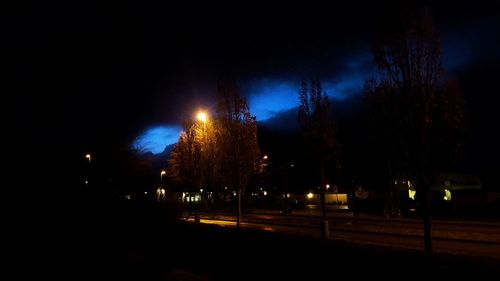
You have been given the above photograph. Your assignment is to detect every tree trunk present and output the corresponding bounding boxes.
[282,166,290,213]
[352,183,359,217]
[320,159,329,239]
[421,187,433,252]
[320,188,326,221]
[236,188,242,229]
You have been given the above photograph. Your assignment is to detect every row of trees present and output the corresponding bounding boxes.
[167,79,261,227]
[299,8,466,250]
[166,8,466,251]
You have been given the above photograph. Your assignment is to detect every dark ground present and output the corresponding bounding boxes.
[4,200,500,281]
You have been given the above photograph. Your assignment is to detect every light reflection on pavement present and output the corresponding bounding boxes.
[182,212,500,259]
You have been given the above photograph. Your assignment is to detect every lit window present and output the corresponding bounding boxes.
[444,189,452,201]
[408,189,416,200]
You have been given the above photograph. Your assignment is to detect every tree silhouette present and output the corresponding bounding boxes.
[368,7,467,252]
[299,79,339,239]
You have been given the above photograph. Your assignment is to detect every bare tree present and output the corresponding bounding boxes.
[369,7,467,252]
[299,79,339,239]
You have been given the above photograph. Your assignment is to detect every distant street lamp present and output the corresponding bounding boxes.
[84,154,92,188]
[160,170,166,185]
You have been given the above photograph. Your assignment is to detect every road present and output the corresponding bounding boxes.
[182,210,500,258]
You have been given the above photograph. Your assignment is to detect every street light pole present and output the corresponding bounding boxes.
[84,153,92,200]
[155,170,166,202]
[160,170,166,185]
[196,110,209,220]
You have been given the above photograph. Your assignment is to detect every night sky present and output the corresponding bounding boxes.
[3,1,500,196]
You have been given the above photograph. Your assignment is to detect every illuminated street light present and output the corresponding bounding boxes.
[160,170,166,184]
[84,154,91,187]
[197,111,208,123]
[263,155,268,160]
[326,184,330,190]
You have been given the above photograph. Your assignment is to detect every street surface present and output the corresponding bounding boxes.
[183,209,500,258]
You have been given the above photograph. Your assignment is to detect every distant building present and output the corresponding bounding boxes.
[295,191,349,209]
[394,174,500,215]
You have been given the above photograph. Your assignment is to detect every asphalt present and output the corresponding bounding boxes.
[5,201,500,280]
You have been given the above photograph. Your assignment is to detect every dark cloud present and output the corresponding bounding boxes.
[3,1,500,166]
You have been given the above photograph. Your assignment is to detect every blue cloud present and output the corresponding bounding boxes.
[133,125,182,154]
[443,35,475,71]
[324,74,366,100]
[247,78,366,121]
[441,20,499,71]
[247,77,370,121]
[245,52,375,121]
[247,80,300,121]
